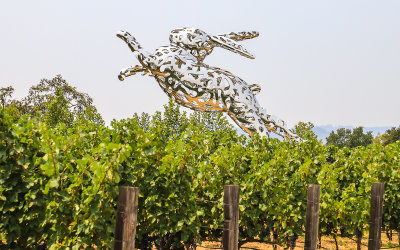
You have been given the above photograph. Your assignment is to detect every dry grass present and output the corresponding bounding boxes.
[195,232,400,250]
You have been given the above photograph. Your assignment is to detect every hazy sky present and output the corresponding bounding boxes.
[1,1,399,127]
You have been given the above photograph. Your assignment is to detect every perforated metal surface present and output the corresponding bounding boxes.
[116,27,297,140]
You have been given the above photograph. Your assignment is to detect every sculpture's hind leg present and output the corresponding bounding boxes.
[228,96,297,140]
[226,103,269,137]
[260,114,297,140]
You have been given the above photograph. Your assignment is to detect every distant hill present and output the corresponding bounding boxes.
[235,125,392,143]
[313,125,392,142]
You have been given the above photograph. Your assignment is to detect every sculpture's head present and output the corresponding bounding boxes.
[169,28,214,62]
[170,27,258,62]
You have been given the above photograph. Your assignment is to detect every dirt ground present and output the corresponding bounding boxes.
[196,233,400,249]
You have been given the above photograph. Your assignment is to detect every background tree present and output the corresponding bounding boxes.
[379,126,400,146]
[293,121,318,141]
[1,75,104,126]
[159,99,190,137]
[130,100,190,138]
[0,86,24,120]
[42,87,74,127]
[0,86,14,109]
[326,127,373,148]
[130,99,235,139]
[188,109,234,134]
[326,128,351,148]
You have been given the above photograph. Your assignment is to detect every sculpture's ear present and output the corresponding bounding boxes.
[218,31,259,41]
[210,35,256,59]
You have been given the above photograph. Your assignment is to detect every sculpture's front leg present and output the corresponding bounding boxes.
[118,65,150,81]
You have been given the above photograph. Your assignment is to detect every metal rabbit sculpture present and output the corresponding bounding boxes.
[116,27,297,140]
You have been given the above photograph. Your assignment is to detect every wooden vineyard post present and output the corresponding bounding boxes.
[223,185,240,250]
[368,182,385,250]
[305,184,320,250]
[114,186,139,250]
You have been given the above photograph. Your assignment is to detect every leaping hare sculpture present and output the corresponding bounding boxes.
[116,27,297,140]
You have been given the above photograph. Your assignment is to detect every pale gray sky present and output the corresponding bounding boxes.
[1,0,399,127]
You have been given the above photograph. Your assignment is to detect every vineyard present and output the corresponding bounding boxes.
[1,105,400,249]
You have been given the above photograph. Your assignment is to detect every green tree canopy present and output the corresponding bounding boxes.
[326,127,373,148]
[293,121,318,141]
[0,86,14,109]
[126,99,235,139]
[380,126,400,146]
[1,75,104,126]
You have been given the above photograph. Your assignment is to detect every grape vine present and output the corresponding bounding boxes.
[1,108,400,248]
